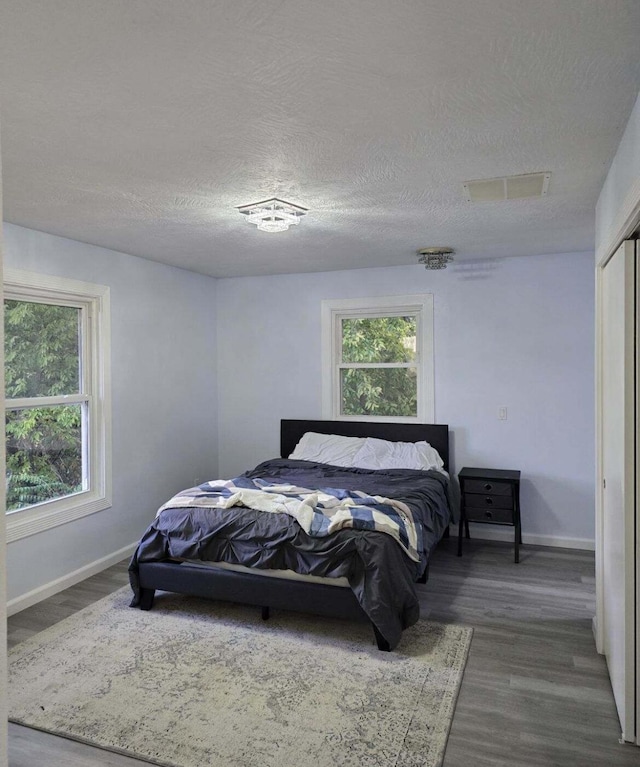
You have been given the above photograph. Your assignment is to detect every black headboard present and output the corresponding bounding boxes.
[281,419,449,471]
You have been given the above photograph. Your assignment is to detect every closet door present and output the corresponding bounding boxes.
[600,239,636,742]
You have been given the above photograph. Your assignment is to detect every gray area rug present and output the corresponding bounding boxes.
[9,587,472,767]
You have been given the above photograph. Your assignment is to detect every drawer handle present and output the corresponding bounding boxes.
[485,511,493,520]
[483,483,493,491]
[485,497,493,505]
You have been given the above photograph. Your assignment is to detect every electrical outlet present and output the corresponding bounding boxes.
[498,407,507,420]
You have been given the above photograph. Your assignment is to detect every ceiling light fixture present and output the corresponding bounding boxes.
[237,197,308,233]
[417,247,455,270]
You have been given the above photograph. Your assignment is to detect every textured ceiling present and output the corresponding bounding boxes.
[1,0,639,278]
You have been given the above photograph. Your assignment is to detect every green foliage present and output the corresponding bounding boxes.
[341,316,416,363]
[5,300,79,398]
[6,470,75,510]
[5,300,83,511]
[340,316,418,417]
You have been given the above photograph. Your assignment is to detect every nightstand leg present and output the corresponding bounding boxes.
[515,523,520,563]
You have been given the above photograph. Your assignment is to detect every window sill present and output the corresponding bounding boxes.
[6,491,112,542]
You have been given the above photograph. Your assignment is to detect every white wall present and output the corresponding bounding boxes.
[217,251,595,547]
[592,88,640,724]
[2,227,596,608]
[3,225,218,603]
[596,89,640,262]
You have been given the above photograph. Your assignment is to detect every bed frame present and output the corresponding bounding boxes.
[136,419,450,650]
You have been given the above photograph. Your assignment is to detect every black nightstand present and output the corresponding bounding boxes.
[457,467,522,562]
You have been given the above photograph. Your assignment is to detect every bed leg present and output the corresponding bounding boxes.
[261,606,270,621]
[139,588,155,611]
[371,624,391,652]
[418,564,429,584]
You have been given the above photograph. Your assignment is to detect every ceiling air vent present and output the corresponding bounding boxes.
[463,172,551,203]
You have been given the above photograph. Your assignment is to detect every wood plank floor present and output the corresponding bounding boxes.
[7,537,639,766]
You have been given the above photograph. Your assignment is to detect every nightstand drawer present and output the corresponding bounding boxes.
[464,506,514,524]
[463,492,513,510]
[463,478,513,496]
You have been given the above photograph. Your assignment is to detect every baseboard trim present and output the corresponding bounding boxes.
[7,542,137,616]
[466,524,595,551]
[592,615,603,654]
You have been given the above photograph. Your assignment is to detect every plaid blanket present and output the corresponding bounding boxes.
[157,476,419,562]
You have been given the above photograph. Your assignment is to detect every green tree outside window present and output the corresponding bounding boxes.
[5,300,84,510]
[339,315,418,417]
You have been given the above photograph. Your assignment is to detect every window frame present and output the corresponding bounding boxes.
[321,294,434,423]
[4,269,111,542]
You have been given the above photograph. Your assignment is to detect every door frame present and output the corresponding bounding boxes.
[595,191,640,743]
[595,189,640,657]
[596,242,636,741]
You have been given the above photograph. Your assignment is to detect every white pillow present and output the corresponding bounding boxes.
[288,432,365,467]
[351,437,445,472]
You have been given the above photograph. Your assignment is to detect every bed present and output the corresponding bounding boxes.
[129,419,451,651]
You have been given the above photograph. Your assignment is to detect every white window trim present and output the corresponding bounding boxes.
[4,269,112,542]
[321,294,434,423]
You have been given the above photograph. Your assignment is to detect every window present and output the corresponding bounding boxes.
[4,269,111,541]
[322,294,434,422]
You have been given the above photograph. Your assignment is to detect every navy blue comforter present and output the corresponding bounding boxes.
[129,458,451,649]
